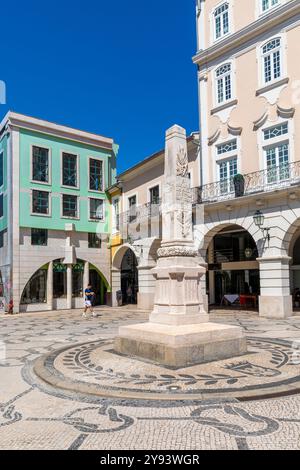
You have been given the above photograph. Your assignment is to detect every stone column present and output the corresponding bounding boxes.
[47,261,53,310]
[83,261,89,291]
[258,256,293,318]
[111,267,121,307]
[137,264,156,310]
[115,125,246,367]
[66,264,73,310]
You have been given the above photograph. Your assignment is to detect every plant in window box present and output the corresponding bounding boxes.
[233,173,245,197]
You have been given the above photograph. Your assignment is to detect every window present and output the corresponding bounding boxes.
[31,228,48,246]
[72,262,84,297]
[262,38,281,84]
[214,3,229,40]
[32,146,49,183]
[0,194,3,218]
[90,198,104,221]
[0,230,4,248]
[263,122,288,140]
[112,198,120,232]
[217,139,237,155]
[88,232,102,249]
[62,152,77,187]
[262,0,280,12]
[0,152,3,187]
[219,158,238,194]
[128,195,137,223]
[62,194,78,218]
[32,190,49,215]
[266,143,289,183]
[149,186,160,205]
[21,269,47,304]
[216,63,232,104]
[89,158,103,191]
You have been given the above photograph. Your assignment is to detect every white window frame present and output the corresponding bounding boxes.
[214,62,234,106]
[88,156,105,193]
[261,36,283,86]
[60,150,80,190]
[214,136,240,183]
[61,193,80,220]
[89,197,105,223]
[30,144,52,186]
[212,2,231,42]
[218,157,238,194]
[259,0,281,15]
[111,196,120,234]
[31,188,52,218]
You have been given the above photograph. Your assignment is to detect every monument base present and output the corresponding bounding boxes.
[114,322,247,368]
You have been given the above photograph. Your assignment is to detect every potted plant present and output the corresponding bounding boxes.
[233,173,245,197]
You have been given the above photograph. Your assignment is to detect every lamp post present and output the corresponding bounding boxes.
[253,210,270,246]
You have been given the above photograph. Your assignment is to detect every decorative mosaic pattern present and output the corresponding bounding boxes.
[0,308,300,449]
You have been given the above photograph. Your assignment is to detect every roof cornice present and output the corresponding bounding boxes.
[193,0,300,67]
[2,112,114,151]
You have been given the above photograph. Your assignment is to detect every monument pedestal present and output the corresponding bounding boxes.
[115,322,247,367]
[114,124,246,368]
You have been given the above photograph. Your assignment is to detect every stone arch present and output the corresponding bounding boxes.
[112,243,141,270]
[19,255,110,301]
[195,221,262,260]
[19,257,110,309]
[281,217,300,257]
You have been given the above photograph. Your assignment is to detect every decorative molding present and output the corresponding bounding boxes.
[256,77,289,97]
[253,111,269,130]
[277,104,295,119]
[227,124,242,136]
[211,99,238,115]
[176,147,188,177]
[193,0,300,67]
[157,246,198,258]
[208,129,221,146]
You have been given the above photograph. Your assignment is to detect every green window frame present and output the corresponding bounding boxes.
[32,146,49,183]
[0,152,3,187]
[32,190,49,215]
[62,194,78,218]
[89,158,103,191]
[88,232,102,249]
[62,152,77,187]
[90,198,104,220]
[31,228,48,246]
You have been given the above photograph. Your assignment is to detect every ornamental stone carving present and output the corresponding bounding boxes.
[157,246,198,258]
[176,147,188,177]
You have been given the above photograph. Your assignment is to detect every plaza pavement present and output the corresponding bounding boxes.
[0,307,300,450]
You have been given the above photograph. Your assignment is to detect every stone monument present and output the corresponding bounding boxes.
[115,125,246,367]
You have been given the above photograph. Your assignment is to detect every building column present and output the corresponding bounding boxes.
[137,264,156,310]
[83,261,89,291]
[207,241,215,305]
[66,264,73,310]
[258,256,293,318]
[47,261,53,310]
[111,267,121,307]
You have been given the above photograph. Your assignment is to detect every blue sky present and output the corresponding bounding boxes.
[1,0,198,173]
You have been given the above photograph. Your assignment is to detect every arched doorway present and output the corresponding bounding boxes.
[121,248,138,305]
[289,231,300,311]
[20,259,110,311]
[205,225,260,308]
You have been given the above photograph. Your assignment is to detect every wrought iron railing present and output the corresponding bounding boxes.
[193,160,300,204]
[119,199,162,242]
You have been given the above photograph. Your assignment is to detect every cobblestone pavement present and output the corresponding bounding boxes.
[0,307,300,450]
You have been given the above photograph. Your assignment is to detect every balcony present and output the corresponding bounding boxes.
[119,200,162,243]
[193,161,300,204]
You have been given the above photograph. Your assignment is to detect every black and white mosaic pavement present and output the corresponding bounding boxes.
[1,308,300,449]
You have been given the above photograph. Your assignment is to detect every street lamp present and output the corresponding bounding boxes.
[253,210,270,245]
